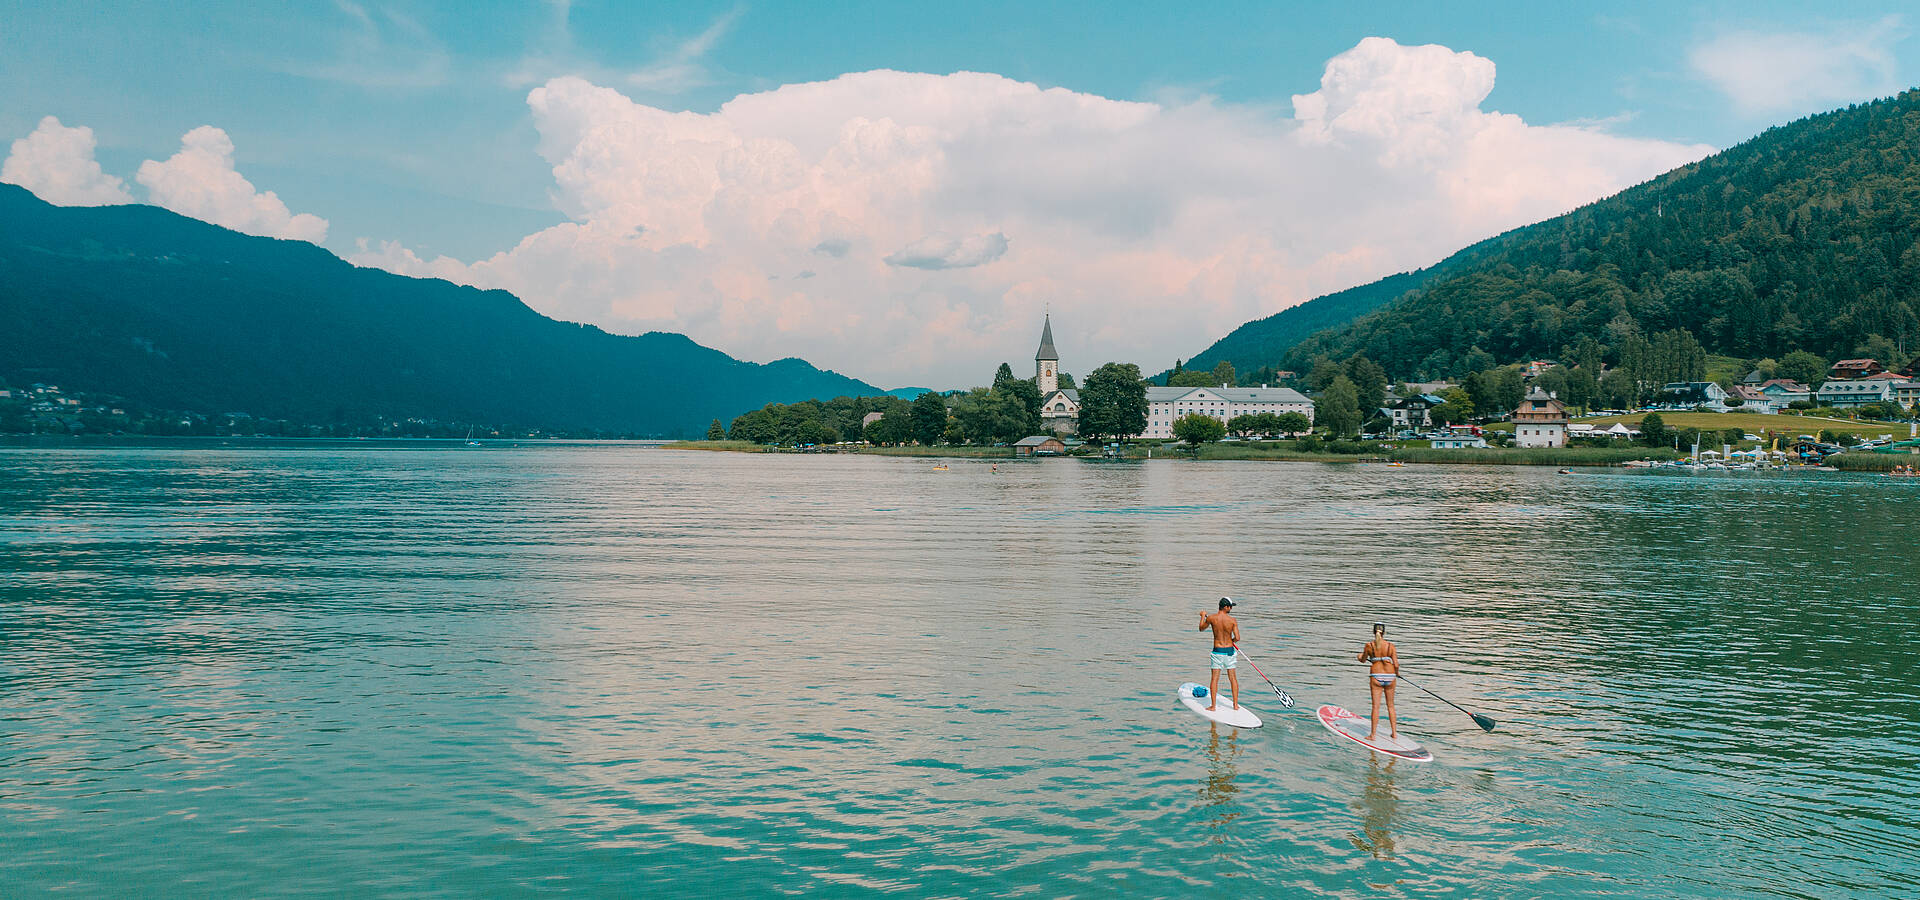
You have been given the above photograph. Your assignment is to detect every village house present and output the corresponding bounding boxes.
[1895,382,1920,408]
[1758,379,1812,409]
[1511,388,1569,448]
[1658,381,1728,408]
[1383,394,1445,431]
[1013,435,1065,456]
[1815,379,1895,408]
[1430,430,1488,449]
[1726,385,1775,413]
[1830,358,1884,379]
[1523,360,1557,378]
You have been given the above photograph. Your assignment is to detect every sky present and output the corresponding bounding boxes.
[4,2,1919,388]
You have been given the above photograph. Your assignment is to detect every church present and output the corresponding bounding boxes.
[1030,316,1313,439]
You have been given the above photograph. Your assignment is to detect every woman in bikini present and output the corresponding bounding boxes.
[1358,623,1399,740]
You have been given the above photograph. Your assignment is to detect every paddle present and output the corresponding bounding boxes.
[1397,675,1496,731]
[1231,646,1296,709]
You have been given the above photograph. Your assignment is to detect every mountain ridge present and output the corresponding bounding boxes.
[1183,89,1920,382]
[0,184,881,437]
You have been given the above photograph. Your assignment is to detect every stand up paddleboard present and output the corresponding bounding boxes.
[1317,705,1433,761]
[1178,683,1262,728]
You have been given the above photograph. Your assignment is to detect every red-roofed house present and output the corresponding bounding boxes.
[1830,358,1884,379]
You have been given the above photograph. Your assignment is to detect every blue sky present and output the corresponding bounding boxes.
[4,2,1918,385]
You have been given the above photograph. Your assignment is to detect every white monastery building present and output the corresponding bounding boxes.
[1031,317,1312,439]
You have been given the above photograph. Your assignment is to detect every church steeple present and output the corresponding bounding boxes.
[1035,315,1059,362]
[1034,314,1059,395]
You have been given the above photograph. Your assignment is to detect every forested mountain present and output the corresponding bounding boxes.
[1173,267,1440,379]
[1195,89,1920,385]
[0,185,879,436]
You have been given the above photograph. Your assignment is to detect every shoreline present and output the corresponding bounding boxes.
[660,440,1688,467]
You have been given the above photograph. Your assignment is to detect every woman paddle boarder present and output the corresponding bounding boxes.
[1358,623,1400,740]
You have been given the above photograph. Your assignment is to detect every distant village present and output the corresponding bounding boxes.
[984,318,1920,456]
[0,381,635,440]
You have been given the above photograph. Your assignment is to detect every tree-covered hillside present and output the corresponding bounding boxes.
[0,185,879,436]
[1276,90,1920,380]
[1172,267,1440,380]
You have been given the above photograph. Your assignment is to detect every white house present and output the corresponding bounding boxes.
[1757,379,1811,410]
[1658,382,1728,408]
[1431,431,1488,449]
[1815,379,1895,408]
[1725,385,1775,413]
[1511,388,1569,448]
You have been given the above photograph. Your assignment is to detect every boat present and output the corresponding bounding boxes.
[464,426,481,447]
[931,465,949,471]
[1385,461,1407,468]
[1556,468,1573,475]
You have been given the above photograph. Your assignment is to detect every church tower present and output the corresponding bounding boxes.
[1035,315,1059,395]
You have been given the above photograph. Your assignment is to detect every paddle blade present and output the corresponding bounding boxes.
[1471,713,1496,732]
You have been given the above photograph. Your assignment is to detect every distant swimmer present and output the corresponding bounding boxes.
[1358,623,1400,740]
[1198,598,1242,711]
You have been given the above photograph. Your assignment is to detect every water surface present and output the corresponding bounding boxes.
[2,447,1915,897]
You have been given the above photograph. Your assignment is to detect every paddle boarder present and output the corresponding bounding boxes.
[1358,623,1401,739]
[1198,598,1242,711]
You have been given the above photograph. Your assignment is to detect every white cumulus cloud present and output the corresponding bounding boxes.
[136,126,329,243]
[354,37,1713,388]
[1,116,134,206]
[1690,16,1908,116]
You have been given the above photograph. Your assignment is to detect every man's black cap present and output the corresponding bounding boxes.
[1219,597,1236,609]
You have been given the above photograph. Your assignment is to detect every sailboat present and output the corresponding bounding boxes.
[465,426,481,447]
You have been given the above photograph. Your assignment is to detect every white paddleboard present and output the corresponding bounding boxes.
[1317,705,1433,761]
[1178,682,1262,728]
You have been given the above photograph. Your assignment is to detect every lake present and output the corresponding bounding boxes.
[2,445,1915,898]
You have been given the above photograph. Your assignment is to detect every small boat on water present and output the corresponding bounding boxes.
[1556,468,1573,475]
[1385,462,1407,468]
[931,465,950,471]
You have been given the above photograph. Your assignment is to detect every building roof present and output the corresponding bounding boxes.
[1742,369,1765,383]
[1144,385,1311,403]
[1034,315,1058,361]
[1833,358,1880,367]
[1758,378,1810,392]
[1014,435,1062,446]
[1817,379,1893,393]
[1728,385,1768,401]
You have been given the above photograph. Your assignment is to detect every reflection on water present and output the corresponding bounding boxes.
[1349,756,1401,859]
[1199,723,1242,843]
[1,448,1917,898]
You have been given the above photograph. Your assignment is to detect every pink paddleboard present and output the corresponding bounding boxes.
[1316,705,1434,762]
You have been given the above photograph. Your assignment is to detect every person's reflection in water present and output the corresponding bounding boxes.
[1349,755,1400,858]
[1199,722,1242,842]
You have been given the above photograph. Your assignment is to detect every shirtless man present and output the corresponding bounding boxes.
[1198,598,1242,711]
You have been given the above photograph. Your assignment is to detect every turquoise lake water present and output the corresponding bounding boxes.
[2,445,1916,897]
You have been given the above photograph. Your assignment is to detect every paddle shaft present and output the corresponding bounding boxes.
[1231,645,1295,708]
[1396,674,1496,731]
